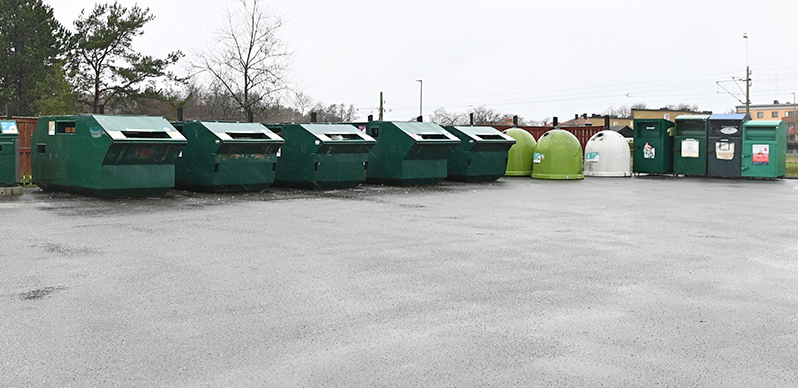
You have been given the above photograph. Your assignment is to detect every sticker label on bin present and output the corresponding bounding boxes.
[752,144,769,165]
[681,139,699,158]
[585,152,600,163]
[643,142,655,159]
[716,142,734,160]
[533,152,543,164]
[0,121,17,134]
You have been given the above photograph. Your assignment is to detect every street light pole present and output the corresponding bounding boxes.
[416,79,423,121]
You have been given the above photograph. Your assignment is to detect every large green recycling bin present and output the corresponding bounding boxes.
[269,123,376,189]
[0,120,20,187]
[673,115,710,176]
[172,121,284,192]
[633,118,674,174]
[355,121,460,186]
[530,129,584,180]
[443,125,515,182]
[31,115,187,197]
[742,120,787,178]
[503,128,536,176]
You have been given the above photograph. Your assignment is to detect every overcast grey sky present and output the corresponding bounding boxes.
[50,0,798,122]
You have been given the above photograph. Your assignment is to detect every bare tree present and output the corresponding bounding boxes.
[664,103,700,112]
[192,0,289,121]
[292,91,314,117]
[469,106,511,125]
[309,102,358,122]
[429,106,525,126]
[603,103,647,118]
[429,107,467,126]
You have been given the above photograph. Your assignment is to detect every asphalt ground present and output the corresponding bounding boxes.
[2,176,798,387]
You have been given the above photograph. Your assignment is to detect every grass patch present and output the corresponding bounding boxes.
[788,155,798,177]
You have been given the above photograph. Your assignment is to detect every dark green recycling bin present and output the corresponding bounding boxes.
[31,115,187,197]
[443,125,515,182]
[673,115,710,176]
[268,123,376,189]
[355,121,460,186]
[0,120,20,187]
[633,118,674,174]
[707,113,750,178]
[172,121,284,192]
[742,120,787,178]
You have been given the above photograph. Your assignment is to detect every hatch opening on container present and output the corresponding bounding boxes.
[326,133,361,140]
[227,132,268,139]
[120,130,170,139]
[418,134,448,140]
[56,122,76,134]
[475,134,505,140]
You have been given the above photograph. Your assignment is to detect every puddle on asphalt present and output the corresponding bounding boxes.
[18,286,68,301]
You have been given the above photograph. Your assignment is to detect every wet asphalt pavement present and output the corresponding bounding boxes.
[2,176,798,387]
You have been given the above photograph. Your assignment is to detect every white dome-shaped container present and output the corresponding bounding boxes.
[583,130,631,177]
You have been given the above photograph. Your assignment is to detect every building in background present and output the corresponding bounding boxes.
[559,113,633,128]
[632,108,712,122]
[736,101,797,121]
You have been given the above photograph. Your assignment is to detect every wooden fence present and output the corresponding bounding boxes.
[492,125,605,151]
[14,117,37,184]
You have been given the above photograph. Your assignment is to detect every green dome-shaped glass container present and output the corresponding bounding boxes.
[503,128,536,176]
[530,129,584,180]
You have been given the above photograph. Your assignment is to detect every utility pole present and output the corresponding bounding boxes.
[744,33,751,115]
[792,92,796,141]
[379,91,384,121]
[416,80,423,121]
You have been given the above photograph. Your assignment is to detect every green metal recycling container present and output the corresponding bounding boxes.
[633,118,674,174]
[503,128,536,176]
[742,120,787,178]
[355,121,460,186]
[31,115,187,197]
[268,123,376,189]
[172,121,284,192]
[443,125,515,182]
[707,113,749,178]
[530,129,584,180]
[0,120,20,187]
[672,115,710,176]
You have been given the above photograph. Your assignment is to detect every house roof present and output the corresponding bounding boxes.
[558,117,594,126]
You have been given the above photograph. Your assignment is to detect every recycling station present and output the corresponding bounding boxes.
[443,125,515,182]
[269,123,376,189]
[672,115,710,176]
[172,121,284,192]
[530,129,584,180]
[707,113,750,178]
[583,130,631,177]
[503,128,537,177]
[0,120,21,195]
[742,120,787,178]
[633,118,674,175]
[355,121,460,186]
[31,115,186,197]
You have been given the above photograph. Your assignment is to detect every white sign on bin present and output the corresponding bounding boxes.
[681,138,699,158]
